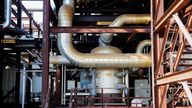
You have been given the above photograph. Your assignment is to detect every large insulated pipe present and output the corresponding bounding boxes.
[49,39,151,65]
[0,0,12,28]
[136,40,170,53]
[49,55,71,65]
[99,14,151,46]
[57,0,151,68]
[136,40,151,53]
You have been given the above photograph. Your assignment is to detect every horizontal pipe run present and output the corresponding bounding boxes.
[50,54,151,68]
[57,2,152,68]
[99,14,151,46]
[49,56,71,65]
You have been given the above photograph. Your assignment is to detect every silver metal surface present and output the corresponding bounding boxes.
[136,40,151,53]
[92,46,122,94]
[57,1,152,68]
[99,14,151,46]
[1,0,12,28]
[49,56,71,65]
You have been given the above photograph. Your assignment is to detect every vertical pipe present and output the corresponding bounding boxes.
[1,0,11,28]
[122,73,125,103]
[63,65,66,105]
[150,0,155,107]
[21,66,27,108]
[42,0,50,107]
[61,65,64,105]
[91,69,96,96]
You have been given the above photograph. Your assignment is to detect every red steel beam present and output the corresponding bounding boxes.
[50,26,151,33]
[156,67,192,85]
[154,0,190,32]
[155,21,171,75]
[173,11,192,71]
[42,0,50,107]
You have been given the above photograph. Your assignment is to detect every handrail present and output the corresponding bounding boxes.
[12,0,41,32]
[21,4,41,32]
[69,88,152,108]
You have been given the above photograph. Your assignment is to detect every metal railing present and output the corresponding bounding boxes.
[69,88,152,108]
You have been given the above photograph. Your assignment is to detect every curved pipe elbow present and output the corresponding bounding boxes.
[1,0,12,28]
[99,14,151,46]
[57,3,152,68]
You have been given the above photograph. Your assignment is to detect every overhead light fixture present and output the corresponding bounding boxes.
[5,65,10,70]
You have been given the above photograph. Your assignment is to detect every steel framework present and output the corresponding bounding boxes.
[153,0,192,107]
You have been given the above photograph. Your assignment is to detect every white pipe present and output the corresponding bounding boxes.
[99,14,151,46]
[57,3,151,68]
[21,66,26,108]
[0,0,12,28]
[173,13,192,48]
[49,56,71,65]
[136,40,151,53]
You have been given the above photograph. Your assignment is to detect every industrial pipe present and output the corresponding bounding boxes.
[99,14,151,46]
[0,0,12,28]
[50,40,152,65]
[49,55,71,65]
[57,2,151,68]
[136,40,151,53]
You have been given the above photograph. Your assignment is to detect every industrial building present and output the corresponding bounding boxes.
[1,0,192,108]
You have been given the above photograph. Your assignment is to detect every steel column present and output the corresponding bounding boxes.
[154,0,190,32]
[0,25,3,106]
[42,0,50,108]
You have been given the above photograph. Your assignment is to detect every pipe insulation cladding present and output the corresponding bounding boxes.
[99,14,151,46]
[91,46,122,94]
[56,1,152,68]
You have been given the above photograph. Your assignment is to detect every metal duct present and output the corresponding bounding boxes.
[0,0,12,28]
[136,40,170,53]
[49,55,71,65]
[136,40,151,53]
[99,14,151,46]
[57,1,151,68]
